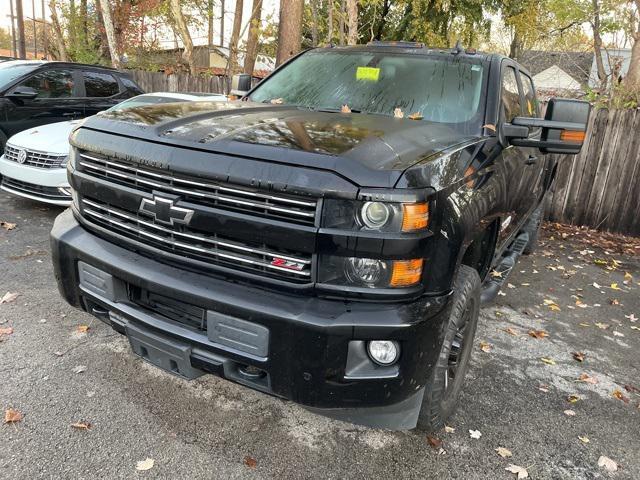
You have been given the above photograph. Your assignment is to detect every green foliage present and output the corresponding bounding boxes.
[0,28,12,51]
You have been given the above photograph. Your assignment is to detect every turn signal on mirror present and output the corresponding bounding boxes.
[560,130,585,142]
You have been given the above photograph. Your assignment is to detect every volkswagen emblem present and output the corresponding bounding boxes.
[16,149,28,164]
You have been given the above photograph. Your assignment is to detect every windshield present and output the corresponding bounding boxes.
[0,62,40,90]
[107,95,192,112]
[250,50,486,131]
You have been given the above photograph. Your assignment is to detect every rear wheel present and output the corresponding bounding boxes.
[417,265,481,432]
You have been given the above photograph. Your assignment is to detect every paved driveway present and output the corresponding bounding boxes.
[1,192,638,479]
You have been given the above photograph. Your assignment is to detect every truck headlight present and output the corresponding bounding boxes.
[322,199,429,232]
[319,256,423,288]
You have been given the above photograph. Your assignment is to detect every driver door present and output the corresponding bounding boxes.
[4,68,85,137]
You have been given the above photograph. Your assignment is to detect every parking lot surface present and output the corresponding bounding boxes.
[1,191,639,479]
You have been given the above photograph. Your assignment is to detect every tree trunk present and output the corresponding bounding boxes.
[16,0,27,59]
[508,31,521,60]
[591,0,607,90]
[48,0,68,61]
[98,0,121,68]
[208,0,214,46]
[338,0,345,45]
[243,0,263,75]
[220,0,225,46]
[327,0,333,44]
[346,0,357,45]
[228,0,244,74]
[169,0,196,74]
[80,0,88,40]
[275,0,303,65]
[374,0,390,40]
[310,0,319,46]
[623,0,640,89]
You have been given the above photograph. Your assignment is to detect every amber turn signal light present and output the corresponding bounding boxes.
[560,130,585,142]
[390,259,424,287]
[402,203,429,231]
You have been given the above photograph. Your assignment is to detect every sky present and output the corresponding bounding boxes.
[0,0,279,50]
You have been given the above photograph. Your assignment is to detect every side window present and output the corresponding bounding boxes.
[83,71,119,97]
[120,76,144,96]
[19,69,75,98]
[520,73,539,118]
[501,66,522,123]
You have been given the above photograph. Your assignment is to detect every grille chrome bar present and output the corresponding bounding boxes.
[5,144,66,169]
[78,153,317,221]
[81,199,312,278]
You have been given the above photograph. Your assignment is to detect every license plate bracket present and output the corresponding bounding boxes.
[126,322,204,379]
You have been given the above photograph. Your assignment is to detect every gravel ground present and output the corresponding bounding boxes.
[1,191,639,480]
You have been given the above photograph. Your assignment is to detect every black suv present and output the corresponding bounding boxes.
[0,60,144,153]
[51,44,590,431]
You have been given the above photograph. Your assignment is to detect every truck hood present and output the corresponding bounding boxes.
[78,101,481,189]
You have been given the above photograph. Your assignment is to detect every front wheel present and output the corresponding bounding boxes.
[417,264,481,432]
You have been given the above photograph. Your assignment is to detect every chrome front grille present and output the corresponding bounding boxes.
[77,152,318,225]
[5,144,67,169]
[81,198,312,283]
[1,176,71,201]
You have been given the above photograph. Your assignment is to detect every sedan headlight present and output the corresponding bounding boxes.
[322,199,429,232]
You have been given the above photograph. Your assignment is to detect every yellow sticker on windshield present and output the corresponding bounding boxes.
[356,67,380,82]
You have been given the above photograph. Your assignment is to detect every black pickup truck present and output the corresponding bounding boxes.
[50,43,590,431]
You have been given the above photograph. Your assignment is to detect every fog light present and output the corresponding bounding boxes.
[345,258,388,286]
[367,340,400,366]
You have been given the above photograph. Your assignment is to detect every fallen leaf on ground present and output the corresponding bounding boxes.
[624,384,639,394]
[427,435,442,449]
[578,373,598,385]
[597,456,618,472]
[444,425,455,433]
[572,352,586,362]
[136,458,155,471]
[73,365,87,374]
[340,104,351,113]
[4,408,23,423]
[612,389,630,403]
[613,331,625,337]
[77,325,90,333]
[0,221,16,231]
[564,409,576,416]
[0,327,14,336]
[610,283,621,290]
[469,429,482,439]
[269,98,283,104]
[504,327,519,336]
[625,313,638,322]
[496,447,513,458]
[243,456,258,469]
[567,395,580,403]
[538,384,550,393]
[595,323,609,330]
[393,107,404,118]
[541,357,556,365]
[479,341,492,353]
[578,436,590,443]
[528,329,549,339]
[490,270,503,278]
[505,464,529,479]
[71,422,91,430]
[0,292,19,304]
[408,112,423,120]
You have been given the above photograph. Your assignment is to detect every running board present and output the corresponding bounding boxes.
[480,232,529,304]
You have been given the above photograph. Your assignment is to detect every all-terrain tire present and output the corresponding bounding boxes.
[522,196,548,255]
[416,265,481,432]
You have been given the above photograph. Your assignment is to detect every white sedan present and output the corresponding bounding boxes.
[0,92,227,206]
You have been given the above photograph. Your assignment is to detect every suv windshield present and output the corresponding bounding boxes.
[0,61,41,90]
[250,50,486,132]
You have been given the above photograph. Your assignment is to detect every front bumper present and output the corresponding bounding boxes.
[0,155,71,206]
[51,209,452,429]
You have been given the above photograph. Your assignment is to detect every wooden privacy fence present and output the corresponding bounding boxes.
[124,70,640,236]
[546,109,640,236]
[128,70,228,94]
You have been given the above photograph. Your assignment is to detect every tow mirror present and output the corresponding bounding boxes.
[505,98,591,155]
[6,85,38,100]
[230,74,252,97]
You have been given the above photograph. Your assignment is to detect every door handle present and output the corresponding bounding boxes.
[62,111,82,117]
[525,155,538,165]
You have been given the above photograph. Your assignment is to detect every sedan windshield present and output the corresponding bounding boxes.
[249,50,486,132]
[0,61,40,90]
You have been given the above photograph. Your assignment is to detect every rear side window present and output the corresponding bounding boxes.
[83,71,119,97]
[19,69,75,98]
[120,76,144,95]
[520,73,538,117]
[501,66,522,122]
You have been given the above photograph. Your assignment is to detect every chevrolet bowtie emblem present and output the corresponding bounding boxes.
[139,195,194,226]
